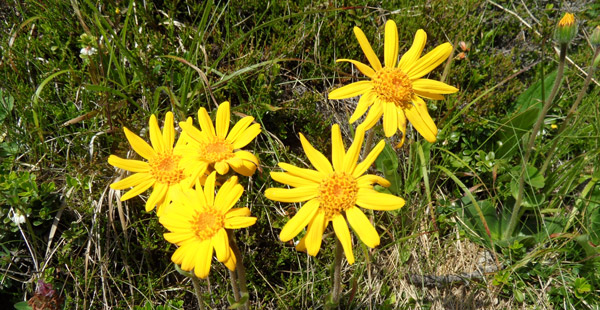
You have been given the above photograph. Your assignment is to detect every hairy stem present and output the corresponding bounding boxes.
[190,275,206,310]
[331,238,344,306]
[228,230,250,310]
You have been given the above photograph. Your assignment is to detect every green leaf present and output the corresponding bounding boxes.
[374,142,402,195]
[13,301,32,310]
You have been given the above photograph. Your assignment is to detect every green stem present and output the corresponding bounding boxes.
[331,238,343,306]
[540,47,600,175]
[229,269,241,304]
[503,44,568,240]
[228,230,250,310]
[190,275,207,310]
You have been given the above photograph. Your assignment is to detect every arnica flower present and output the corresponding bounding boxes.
[159,171,257,278]
[179,101,261,181]
[265,124,405,264]
[554,13,577,44]
[108,112,191,215]
[328,20,458,146]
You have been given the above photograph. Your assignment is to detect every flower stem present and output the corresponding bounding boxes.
[540,47,600,175]
[228,230,250,310]
[229,269,241,303]
[190,275,206,310]
[331,238,344,306]
[503,43,568,240]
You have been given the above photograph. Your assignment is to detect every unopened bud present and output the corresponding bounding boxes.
[554,13,577,44]
[591,26,600,47]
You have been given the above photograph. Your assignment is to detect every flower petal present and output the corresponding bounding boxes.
[346,206,380,247]
[299,133,333,174]
[145,182,168,212]
[360,99,384,130]
[270,172,316,188]
[198,107,216,137]
[405,96,438,142]
[328,81,372,100]
[331,124,345,172]
[332,215,355,264]
[232,123,261,149]
[305,210,326,256]
[204,171,216,206]
[406,42,452,80]
[123,127,156,160]
[224,216,257,229]
[413,90,445,100]
[356,189,405,211]
[120,178,155,201]
[213,228,230,262]
[216,101,231,139]
[224,249,236,271]
[383,101,398,137]
[149,114,165,153]
[108,155,150,173]
[356,174,391,188]
[353,26,382,71]
[194,240,213,279]
[164,232,195,245]
[349,90,376,124]
[353,140,385,178]
[412,79,458,95]
[398,29,427,71]
[162,112,175,149]
[384,20,399,68]
[278,163,324,184]
[227,116,254,144]
[264,186,319,203]
[342,125,365,173]
[279,199,319,242]
[214,161,230,175]
[110,172,152,190]
[216,182,243,212]
[396,110,407,147]
[225,207,251,219]
[336,59,375,78]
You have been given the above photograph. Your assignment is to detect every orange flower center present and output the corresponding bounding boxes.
[318,172,358,220]
[190,208,225,240]
[372,67,413,107]
[198,136,234,163]
[149,151,185,185]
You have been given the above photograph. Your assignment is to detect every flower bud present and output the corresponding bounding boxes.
[591,26,600,48]
[554,13,577,44]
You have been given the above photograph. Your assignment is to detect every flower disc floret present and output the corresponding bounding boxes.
[198,137,235,163]
[191,208,225,240]
[319,172,358,220]
[372,67,413,107]
[149,152,185,185]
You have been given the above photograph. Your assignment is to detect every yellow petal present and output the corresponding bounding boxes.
[353,140,385,178]
[396,110,407,147]
[382,101,398,137]
[270,172,316,188]
[214,161,230,175]
[353,26,382,71]
[356,189,405,211]
[171,245,187,265]
[149,114,165,153]
[336,59,375,78]
[360,99,383,130]
[299,133,333,174]
[204,171,216,206]
[227,116,254,144]
[346,206,380,247]
[145,182,168,212]
[279,199,319,242]
[216,101,230,139]
[110,172,152,190]
[230,160,257,177]
[213,228,230,262]
[331,124,345,172]
[356,174,391,188]
[349,90,376,124]
[225,207,251,219]
[328,81,372,100]
[179,121,205,144]
[224,216,257,229]
[278,163,324,184]
[223,249,236,271]
[123,127,156,160]
[305,211,326,256]
[405,96,437,142]
[264,186,319,203]
[406,42,452,80]
[198,107,216,136]
[384,20,399,68]
[295,236,307,252]
[232,123,261,149]
[342,125,365,173]
[120,178,155,201]
[398,29,427,71]
[108,155,150,173]
[216,182,243,212]
[162,112,175,149]
[332,215,355,264]
[412,79,458,94]
[194,240,213,279]
[413,90,445,100]
[163,232,195,245]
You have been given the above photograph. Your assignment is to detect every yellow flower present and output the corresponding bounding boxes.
[265,124,405,264]
[159,171,257,278]
[179,101,261,181]
[554,13,577,44]
[108,112,191,215]
[328,20,458,145]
